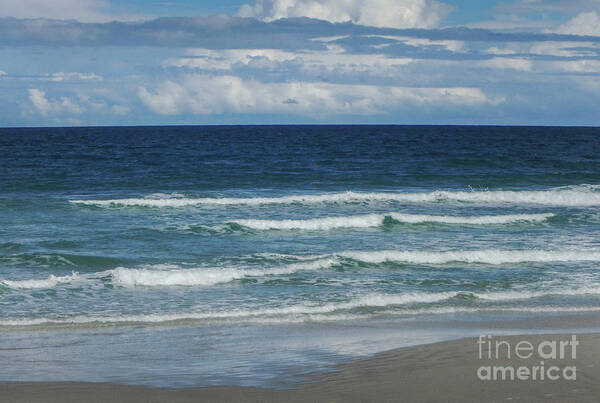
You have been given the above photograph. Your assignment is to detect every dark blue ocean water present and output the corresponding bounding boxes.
[1,125,599,387]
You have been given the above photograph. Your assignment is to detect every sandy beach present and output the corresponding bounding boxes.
[2,332,599,403]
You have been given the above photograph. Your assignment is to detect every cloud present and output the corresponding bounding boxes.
[3,6,600,126]
[0,15,334,47]
[496,0,600,15]
[370,35,464,52]
[42,72,103,82]
[486,41,600,58]
[478,57,533,71]
[0,0,113,22]
[162,47,413,79]
[138,74,499,117]
[0,69,6,76]
[2,16,599,48]
[448,56,600,76]
[555,11,600,36]
[479,1,600,32]
[238,0,452,29]
[545,59,600,73]
[28,88,85,116]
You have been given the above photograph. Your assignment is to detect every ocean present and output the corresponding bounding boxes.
[1,125,599,388]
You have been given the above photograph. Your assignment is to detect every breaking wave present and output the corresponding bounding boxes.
[338,249,600,265]
[0,259,339,290]
[3,249,599,290]
[69,185,600,207]
[0,292,462,326]
[232,212,554,230]
[109,258,339,287]
[474,286,600,301]
[3,288,600,327]
[0,272,80,289]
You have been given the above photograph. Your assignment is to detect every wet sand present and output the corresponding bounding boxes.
[2,333,599,402]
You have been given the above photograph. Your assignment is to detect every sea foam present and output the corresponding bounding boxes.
[0,272,80,289]
[69,185,600,207]
[3,249,599,290]
[475,285,600,301]
[233,212,554,230]
[0,291,458,326]
[3,288,600,327]
[109,258,339,287]
[338,249,600,265]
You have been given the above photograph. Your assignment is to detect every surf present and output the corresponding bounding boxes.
[337,249,600,265]
[232,212,555,230]
[69,185,600,208]
[0,272,80,289]
[3,289,600,328]
[109,258,339,287]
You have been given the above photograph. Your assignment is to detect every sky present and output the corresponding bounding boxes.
[1,0,600,126]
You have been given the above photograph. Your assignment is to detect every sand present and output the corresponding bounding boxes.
[2,333,599,403]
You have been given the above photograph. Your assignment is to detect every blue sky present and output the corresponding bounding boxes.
[1,0,600,126]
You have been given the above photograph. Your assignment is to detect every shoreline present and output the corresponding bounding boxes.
[2,332,599,402]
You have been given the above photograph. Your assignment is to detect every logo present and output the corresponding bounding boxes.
[476,335,578,381]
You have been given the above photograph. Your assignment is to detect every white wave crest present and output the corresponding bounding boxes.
[233,212,554,230]
[110,258,339,287]
[69,185,600,207]
[338,249,600,265]
[475,286,600,301]
[0,291,457,326]
[0,259,339,290]
[5,304,600,327]
[0,272,80,289]
[4,287,600,327]
[387,213,555,225]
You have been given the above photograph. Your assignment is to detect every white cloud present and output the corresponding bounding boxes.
[367,35,465,52]
[497,0,600,15]
[479,57,533,72]
[528,41,600,57]
[28,89,85,116]
[0,0,146,22]
[138,74,499,117]
[546,59,600,73]
[554,11,600,36]
[466,19,555,31]
[310,35,349,42]
[437,57,600,75]
[0,71,104,82]
[163,48,413,76]
[45,72,103,82]
[0,0,108,21]
[0,70,6,76]
[237,0,452,29]
[486,41,600,58]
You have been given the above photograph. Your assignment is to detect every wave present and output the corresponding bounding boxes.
[338,249,600,265]
[0,253,77,267]
[232,212,554,230]
[0,253,127,269]
[69,185,600,207]
[474,286,600,301]
[0,272,80,289]
[3,289,600,327]
[0,292,457,326]
[110,258,339,287]
[6,306,600,327]
[3,249,598,290]
[0,259,339,290]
